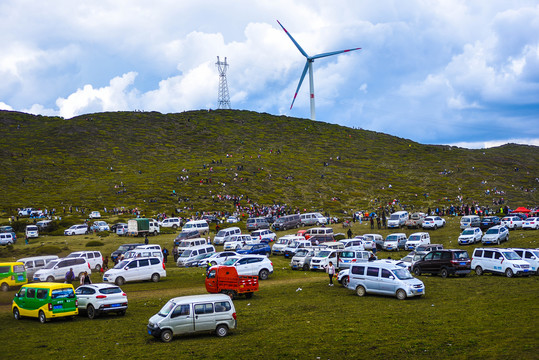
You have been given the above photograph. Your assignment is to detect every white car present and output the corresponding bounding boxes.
[64,224,89,236]
[89,211,101,219]
[198,251,239,267]
[25,225,39,239]
[103,257,166,286]
[66,251,103,271]
[472,248,531,277]
[93,221,110,232]
[522,217,539,230]
[223,234,253,251]
[221,255,274,280]
[501,216,523,230]
[400,252,424,271]
[509,248,539,274]
[404,232,430,250]
[421,216,446,230]
[458,227,483,245]
[250,229,277,243]
[226,216,240,223]
[159,217,181,229]
[481,225,509,245]
[75,283,128,319]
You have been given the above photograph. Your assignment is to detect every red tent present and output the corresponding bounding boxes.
[511,207,531,213]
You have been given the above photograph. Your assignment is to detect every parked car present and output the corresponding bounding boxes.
[92,221,110,232]
[159,217,181,229]
[199,251,239,267]
[226,216,240,224]
[481,225,509,245]
[405,212,426,229]
[310,249,338,271]
[147,294,236,342]
[0,262,27,291]
[337,250,371,270]
[89,211,101,219]
[183,253,214,268]
[422,216,446,230]
[114,223,129,236]
[33,257,91,282]
[110,243,145,263]
[415,244,443,255]
[522,217,539,230]
[272,235,297,255]
[382,233,407,251]
[36,220,53,231]
[173,230,200,246]
[404,232,430,250]
[176,245,215,267]
[223,234,255,251]
[472,248,531,277]
[64,224,89,236]
[221,255,273,280]
[246,217,270,231]
[300,212,327,226]
[25,225,39,239]
[66,251,103,271]
[479,216,501,230]
[103,257,166,285]
[501,216,523,230]
[236,243,272,256]
[509,248,539,274]
[0,232,16,245]
[387,211,409,228]
[412,249,471,278]
[460,215,481,230]
[75,283,128,318]
[12,283,78,323]
[458,227,483,245]
[400,252,424,271]
[283,238,311,258]
[346,260,425,300]
[290,248,320,271]
[213,227,241,245]
[17,255,59,279]
[250,229,276,243]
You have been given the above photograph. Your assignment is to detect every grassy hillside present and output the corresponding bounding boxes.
[1,109,537,215]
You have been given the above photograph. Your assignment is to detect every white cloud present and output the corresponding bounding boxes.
[0,102,13,111]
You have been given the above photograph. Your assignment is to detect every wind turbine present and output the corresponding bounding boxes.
[277,20,361,120]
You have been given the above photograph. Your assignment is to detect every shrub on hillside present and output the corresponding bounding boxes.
[160,227,176,234]
[86,240,104,247]
[35,245,63,255]
[95,231,110,238]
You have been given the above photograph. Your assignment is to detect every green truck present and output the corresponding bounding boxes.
[127,218,160,236]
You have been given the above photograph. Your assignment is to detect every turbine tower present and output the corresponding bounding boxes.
[216,56,231,109]
[277,20,361,120]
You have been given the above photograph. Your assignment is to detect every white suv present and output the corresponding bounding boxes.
[66,251,103,271]
[223,234,253,251]
[501,216,523,230]
[75,283,128,319]
[472,248,531,277]
[64,224,89,235]
[250,229,276,243]
[159,217,181,229]
[405,232,430,250]
[221,255,274,280]
[33,257,92,282]
[458,227,482,245]
[509,248,539,274]
[103,257,166,285]
[481,225,509,245]
[199,251,239,267]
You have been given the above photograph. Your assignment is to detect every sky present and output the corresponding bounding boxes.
[1,0,538,148]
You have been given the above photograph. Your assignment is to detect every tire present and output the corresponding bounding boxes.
[210,261,217,266]
[1,282,9,292]
[160,329,173,343]
[413,267,421,276]
[115,277,125,286]
[475,266,483,276]
[225,290,236,300]
[153,231,158,236]
[396,289,407,300]
[46,276,55,282]
[356,285,366,297]
[151,273,160,282]
[302,264,309,271]
[245,292,253,299]
[172,225,178,229]
[258,269,269,280]
[95,264,101,272]
[216,324,229,337]
[434,225,438,230]
[13,307,20,320]
[38,310,47,324]
[440,268,448,278]
[87,304,96,319]
[505,268,514,278]
[342,276,349,288]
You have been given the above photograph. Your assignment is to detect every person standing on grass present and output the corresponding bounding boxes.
[65,268,75,284]
[103,256,109,270]
[325,261,335,286]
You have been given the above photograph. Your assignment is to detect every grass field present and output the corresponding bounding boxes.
[1,217,538,359]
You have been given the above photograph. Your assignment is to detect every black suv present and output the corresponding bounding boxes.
[412,249,471,278]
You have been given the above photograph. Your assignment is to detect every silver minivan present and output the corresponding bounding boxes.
[176,245,216,267]
[213,227,241,245]
[460,215,481,230]
[17,255,59,279]
[147,294,237,342]
[347,260,425,299]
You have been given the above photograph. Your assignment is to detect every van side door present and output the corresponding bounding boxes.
[365,266,381,292]
[379,268,397,294]
[170,304,194,334]
[193,302,216,332]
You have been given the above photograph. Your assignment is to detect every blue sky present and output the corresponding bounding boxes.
[1,0,538,148]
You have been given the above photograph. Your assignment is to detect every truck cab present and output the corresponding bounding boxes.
[205,265,258,299]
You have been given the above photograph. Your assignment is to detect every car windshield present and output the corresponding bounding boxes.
[99,287,122,294]
[116,245,130,251]
[158,300,176,317]
[408,235,420,240]
[216,230,227,236]
[454,251,469,259]
[51,288,75,299]
[180,250,192,257]
[385,236,397,241]
[295,249,309,257]
[317,250,331,258]
[276,238,289,244]
[394,268,413,280]
[223,258,238,266]
[462,230,475,235]
[486,228,499,235]
[241,245,254,250]
[114,260,129,269]
[482,218,492,223]
[178,241,192,247]
[502,252,521,260]
[401,256,412,262]
[531,250,539,257]
[44,260,58,269]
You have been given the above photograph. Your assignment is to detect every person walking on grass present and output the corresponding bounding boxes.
[325,261,335,286]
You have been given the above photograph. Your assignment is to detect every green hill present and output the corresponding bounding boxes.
[1,109,537,215]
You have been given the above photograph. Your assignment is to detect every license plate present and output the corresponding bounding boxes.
[460,262,466,265]
[313,266,319,269]
[111,303,121,308]
[53,305,62,310]
[417,288,423,293]
[148,330,152,335]
[523,269,529,272]
[18,275,24,281]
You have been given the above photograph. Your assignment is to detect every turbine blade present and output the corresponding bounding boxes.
[290,61,310,109]
[311,47,361,60]
[277,20,309,58]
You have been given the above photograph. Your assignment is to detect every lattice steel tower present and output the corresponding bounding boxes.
[216,56,231,109]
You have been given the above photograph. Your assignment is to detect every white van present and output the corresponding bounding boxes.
[460,215,481,230]
[176,245,216,267]
[272,235,299,255]
[177,238,208,255]
[124,245,163,260]
[382,233,407,251]
[17,255,59,279]
[337,250,371,269]
[387,211,409,228]
[182,220,209,236]
[147,294,237,342]
[310,249,338,270]
[510,248,539,274]
[33,257,92,282]
[471,248,531,277]
[300,212,327,226]
[362,234,383,250]
[213,227,241,245]
[338,239,365,251]
[347,260,425,299]
[25,225,39,239]
[303,227,334,245]
[66,251,103,271]
[159,217,181,229]
[404,232,431,251]
[103,257,166,285]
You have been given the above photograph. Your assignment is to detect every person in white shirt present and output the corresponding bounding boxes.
[325,261,335,286]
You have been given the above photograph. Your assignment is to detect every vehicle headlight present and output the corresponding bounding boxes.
[513,264,521,268]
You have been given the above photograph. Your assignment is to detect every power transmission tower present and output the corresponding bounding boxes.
[216,56,231,109]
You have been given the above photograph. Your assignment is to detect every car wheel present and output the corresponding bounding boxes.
[115,277,125,286]
[505,268,514,278]
[396,289,407,300]
[38,310,47,324]
[117,310,126,316]
[160,329,173,343]
[225,290,236,300]
[13,307,20,320]
[258,269,269,280]
[151,273,160,282]
[85,231,89,235]
[356,285,366,297]
[434,225,438,230]
[87,304,96,319]
[342,276,349,288]
[1,282,9,292]
[413,267,421,276]
[95,264,101,272]
[440,268,448,278]
[245,292,253,299]
[216,324,229,337]
[475,266,483,276]
[46,276,55,282]
[153,231,158,236]
[211,261,217,266]
[172,225,178,229]
[302,264,309,271]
